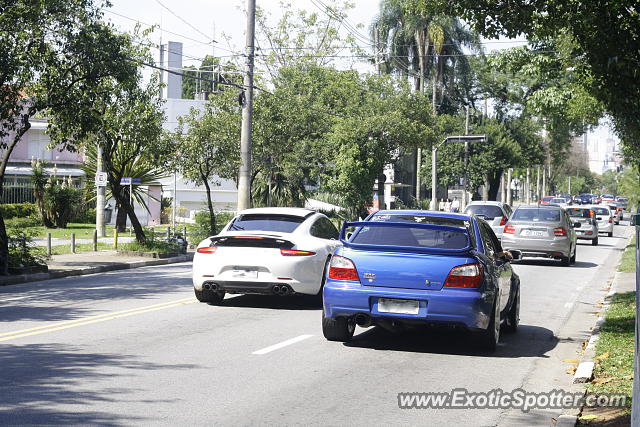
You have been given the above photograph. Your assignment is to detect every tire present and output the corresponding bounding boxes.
[504,288,520,333]
[322,312,355,342]
[194,288,225,305]
[570,246,576,264]
[592,236,599,246]
[561,254,570,266]
[608,231,613,237]
[476,297,500,351]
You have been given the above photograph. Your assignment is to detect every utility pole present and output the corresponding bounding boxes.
[542,165,547,197]
[236,0,256,212]
[506,168,512,205]
[96,144,105,237]
[536,166,541,202]
[526,168,531,205]
[463,106,470,209]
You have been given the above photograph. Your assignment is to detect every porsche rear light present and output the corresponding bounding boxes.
[444,264,484,288]
[328,255,360,281]
[196,246,217,254]
[554,227,567,237]
[280,249,316,256]
[499,216,508,226]
[503,224,515,234]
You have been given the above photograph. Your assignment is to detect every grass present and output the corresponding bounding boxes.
[618,235,636,273]
[30,223,116,240]
[118,241,183,253]
[50,242,113,255]
[587,291,635,403]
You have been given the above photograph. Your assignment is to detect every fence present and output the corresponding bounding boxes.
[1,176,84,204]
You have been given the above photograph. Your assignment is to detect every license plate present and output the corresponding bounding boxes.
[378,298,420,315]
[231,269,258,278]
[522,230,545,237]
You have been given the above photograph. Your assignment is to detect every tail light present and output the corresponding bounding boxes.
[554,227,567,237]
[197,246,217,254]
[280,249,316,256]
[608,216,613,223]
[328,255,360,281]
[503,224,515,234]
[444,264,484,288]
[499,216,508,226]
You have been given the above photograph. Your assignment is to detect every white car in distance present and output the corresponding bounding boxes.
[192,207,341,304]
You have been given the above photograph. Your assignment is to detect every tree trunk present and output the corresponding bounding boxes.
[115,203,127,232]
[118,191,146,244]
[487,172,502,201]
[0,112,34,275]
[202,177,216,235]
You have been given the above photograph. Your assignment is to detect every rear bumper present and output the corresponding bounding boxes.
[502,236,571,258]
[575,229,598,240]
[597,223,613,233]
[322,281,493,330]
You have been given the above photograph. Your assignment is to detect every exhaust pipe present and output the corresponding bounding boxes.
[210,283,219,291]
[203,283,211,290]
[280,286,290,296]
[354,313,372,328]
[273,285,281,294]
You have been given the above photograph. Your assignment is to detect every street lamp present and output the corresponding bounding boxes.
[430,134,487,210]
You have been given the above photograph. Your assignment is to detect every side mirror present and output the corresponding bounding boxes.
[573,222,581,229]
[345,231,353,240]
[508,250,522,260]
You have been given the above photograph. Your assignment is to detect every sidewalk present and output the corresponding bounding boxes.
[1,250,193,286]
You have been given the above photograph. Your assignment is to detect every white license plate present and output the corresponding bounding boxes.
[231,269,258,278]
[378,298,420,315]
[522,230,545,237]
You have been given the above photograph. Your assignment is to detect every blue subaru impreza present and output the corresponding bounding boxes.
[322,210,521,351]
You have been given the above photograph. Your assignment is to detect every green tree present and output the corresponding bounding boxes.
[169,90,240,235]
[0,0,139,274]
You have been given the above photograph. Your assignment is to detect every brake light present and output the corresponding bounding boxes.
[328,255,360,281]
[197,246,217,254]
[608,216,613,223]
[554,227,567,237]
[503,224,515,234]
[499,216,508,226]
[444,264,484,288]
[280,249,316,256]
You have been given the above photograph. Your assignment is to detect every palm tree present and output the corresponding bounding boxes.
[371,1,480,112]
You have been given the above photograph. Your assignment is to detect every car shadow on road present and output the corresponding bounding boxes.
[343,324,558,358]
[0,343,198,425]
[513,259,598,268]
[217,294,322,310]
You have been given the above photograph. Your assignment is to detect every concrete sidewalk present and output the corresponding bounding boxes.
[1,250,193,286]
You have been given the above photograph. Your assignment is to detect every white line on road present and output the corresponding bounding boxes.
[252,334,313,355]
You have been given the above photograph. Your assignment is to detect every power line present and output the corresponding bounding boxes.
[153,0,216,43]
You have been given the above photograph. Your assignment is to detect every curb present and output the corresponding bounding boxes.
[0,253,194,286]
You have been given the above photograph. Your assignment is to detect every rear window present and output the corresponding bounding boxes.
[464,204,504,220]
[351,215,470,249]
[551,198,567,203]
[228,214,305,233]
[567,208,591,218]
[592,207,610,215]
[511,208,561,222]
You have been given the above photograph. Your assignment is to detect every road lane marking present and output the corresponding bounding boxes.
[252,334,313,355]
[0,297,195,342]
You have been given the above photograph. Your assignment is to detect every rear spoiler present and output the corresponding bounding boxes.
[339,221,472,255]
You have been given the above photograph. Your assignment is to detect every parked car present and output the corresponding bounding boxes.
[590,205,614,236]
[539,196,554,205]
[501,205,577,266]
[322,210,521,351]
[192,207,341,304]
[566,206,599,246]
[463,201,513,238]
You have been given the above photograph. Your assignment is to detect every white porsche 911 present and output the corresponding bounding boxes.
[193,207,341,304]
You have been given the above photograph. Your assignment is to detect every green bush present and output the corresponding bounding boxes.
[7,228,48,268]
[120,240,183,254]
[0,203,38,220]
[187,210,235,244]
[72,207,96,224]
[43,185,83,228]
[5,215,41,230]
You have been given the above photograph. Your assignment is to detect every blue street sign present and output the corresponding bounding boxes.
[120,177,142,185]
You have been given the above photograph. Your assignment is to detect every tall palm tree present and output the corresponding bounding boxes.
[371,1,480,111]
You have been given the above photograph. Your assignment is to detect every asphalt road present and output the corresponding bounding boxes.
[0,220,632,426]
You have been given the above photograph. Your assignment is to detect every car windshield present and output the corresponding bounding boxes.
[542,197,554,202]
[567,208,591,218]
[551,198,566,203]
[511,208,561,222]
[464,204,503,219]
[228,214,305,233]
[592,207,610,216]
[351,214,470,249]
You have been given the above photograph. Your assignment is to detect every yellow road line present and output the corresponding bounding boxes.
[0,297,195,342]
